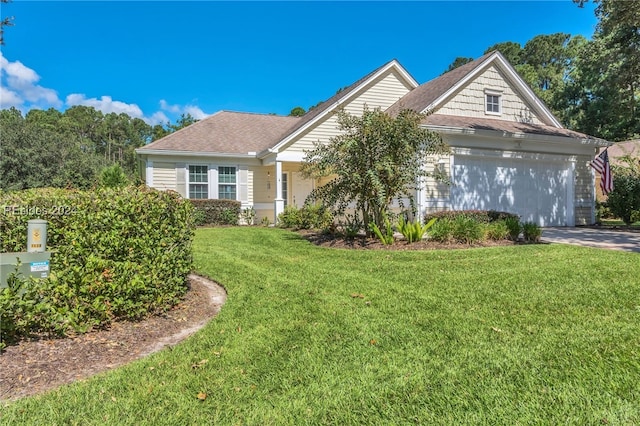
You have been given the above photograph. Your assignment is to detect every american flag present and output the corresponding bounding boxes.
[590,149,613,195]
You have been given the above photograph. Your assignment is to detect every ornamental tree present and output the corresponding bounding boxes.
[300,106,448,234]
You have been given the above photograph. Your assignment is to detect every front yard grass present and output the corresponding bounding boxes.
[2,227,639,424]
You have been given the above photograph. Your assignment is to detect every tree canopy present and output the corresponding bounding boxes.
[301,107,448,233]
[0,106,197,191]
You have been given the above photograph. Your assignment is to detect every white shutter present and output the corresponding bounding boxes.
[175,163,186,197]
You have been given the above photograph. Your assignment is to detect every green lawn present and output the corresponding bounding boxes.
[2,227,639,425]
[600,218,640,228]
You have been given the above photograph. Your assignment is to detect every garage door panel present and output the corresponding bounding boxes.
[452,156,568,226]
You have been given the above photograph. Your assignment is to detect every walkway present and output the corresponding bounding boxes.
[542,227,640,253]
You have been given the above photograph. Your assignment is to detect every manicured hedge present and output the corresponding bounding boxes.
[424,209,520,223]
[189,199,240,225]
[0,186,194,344]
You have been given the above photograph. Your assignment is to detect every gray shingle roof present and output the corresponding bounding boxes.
[606,139,640,163]
[388,52,495,115]
[139,53,605,156]
[138,111,300,154]
[423,114,602,141]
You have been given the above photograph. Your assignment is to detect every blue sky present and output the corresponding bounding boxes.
[1,1,598,125]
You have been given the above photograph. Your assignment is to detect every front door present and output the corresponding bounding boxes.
[292,172,313,207]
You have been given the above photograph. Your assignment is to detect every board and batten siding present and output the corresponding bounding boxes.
[283,70,413,155]
[152,162,177,191]
[436,65,545,125]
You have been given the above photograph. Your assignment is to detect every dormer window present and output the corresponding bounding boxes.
[484,89,502,115]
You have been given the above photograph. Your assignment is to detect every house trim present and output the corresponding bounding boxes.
[424,124,610,148]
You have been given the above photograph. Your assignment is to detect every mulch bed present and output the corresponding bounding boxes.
[299,230,520,250]
[0,274,226,402]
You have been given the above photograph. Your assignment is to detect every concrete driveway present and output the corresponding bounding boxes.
[542,227,640,253]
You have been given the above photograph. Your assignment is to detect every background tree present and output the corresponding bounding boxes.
[484,41,523,65]
[301,107,448,233]
[99,164,129,188]
[0,0,13,45]
[606,157,640,225]
[151,113,198,141]
[442,57,474,74]
[569,0,640,141]
[0,108,103,190]
[289,106,306,117]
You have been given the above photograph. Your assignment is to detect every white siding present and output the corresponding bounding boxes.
[152,162,177,191]
[436,65,545,125]
[253,166,274,204]
[283,70,413,154]
[423,154,451,212]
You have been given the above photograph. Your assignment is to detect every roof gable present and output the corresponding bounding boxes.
[263,59,419,156]
[390,51,563,128]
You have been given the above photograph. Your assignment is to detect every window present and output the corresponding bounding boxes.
[485,90,502,115]
[189,165,208,199]
[486,94,500,114]
[218,166,237,200]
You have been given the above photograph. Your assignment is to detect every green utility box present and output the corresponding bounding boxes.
[0,251,51,288]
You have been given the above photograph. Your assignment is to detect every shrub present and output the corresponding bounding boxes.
[189,199,240,226]
[260,216,271,227]
[522,222,542,243]
[504,216,522,241]
[278,205,302,229]
[240,207,256,225]
[193,209,207,226]
[424,210,519,224]
[0,186,194,342]
[452,215,484,244]
[300,204,333,230]
[595,201,614,223]
[428,218,454,243]
[485,220,510,241]
[278,204,333,230]
[339,213,364,239]
[398,217,437,243]
[369,213,394,245]
[607,163,640,225]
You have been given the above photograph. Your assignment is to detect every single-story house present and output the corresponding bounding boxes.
[596,139,640,201]
[136,51,610,226]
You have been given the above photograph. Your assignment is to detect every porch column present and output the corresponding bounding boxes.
[274,160,284,223]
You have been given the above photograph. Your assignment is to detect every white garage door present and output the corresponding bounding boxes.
[451,155,571,226]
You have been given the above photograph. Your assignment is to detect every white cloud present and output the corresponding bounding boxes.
[159,99,181,114]
[148,111,170,126]
[0,86,24,109]
[0,52,63,109]
[159,99,210,120]
[65,94,145,119]
[0,53,211,126]
[184,105,208,120]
